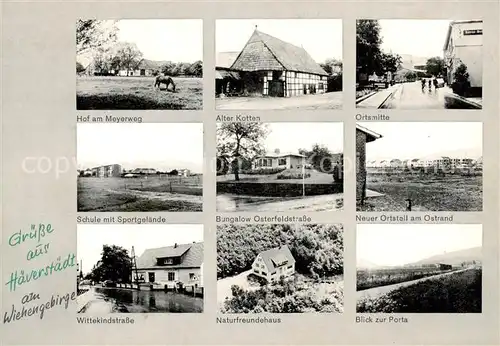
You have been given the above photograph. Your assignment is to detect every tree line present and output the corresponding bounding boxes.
[76,20,202,77]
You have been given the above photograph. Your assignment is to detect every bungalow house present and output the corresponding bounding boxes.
[356,124,383,203]
[251,245,295,283]
[135,242,203,289]
[216,52,243,96]
[131,168,157,175]
[117,59,167,77]
[252,149,306,170]
[229,28,329,97]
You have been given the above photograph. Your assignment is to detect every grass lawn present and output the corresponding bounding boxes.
[217,169,335,184]
[358,174,482,211]
[76,76,202,110]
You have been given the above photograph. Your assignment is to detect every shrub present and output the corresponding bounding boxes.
[241,167,286,175]
[277,172,311,180]
[451,63,471,97]
[327,73,343,92]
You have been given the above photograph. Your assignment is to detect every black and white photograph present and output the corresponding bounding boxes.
[217,223,344,313]
[356,122,482,211]
[76,20,203,110]
[356,224,482,313]
[77,224,204,313]
[77,123,203,212]
[356,19,483,109]
[216,122,344,212]
[215,19,343,110]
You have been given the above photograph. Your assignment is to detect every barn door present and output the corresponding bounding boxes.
[268,81,284,97]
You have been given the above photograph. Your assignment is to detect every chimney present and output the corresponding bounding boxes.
[174,243,178,248]
[274,148,280,154]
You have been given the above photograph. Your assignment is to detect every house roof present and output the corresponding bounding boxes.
[230,29,328,76]
[257,151,306,159]
[136,242,203,269]
[134,59,168,70]
[356,124,383,143]
[258,245,295,272]
[215,69,241,80]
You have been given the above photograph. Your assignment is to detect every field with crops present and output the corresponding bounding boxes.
[76,76,202,110]
[357,267,454,291]
[77,175,202,212]
[357,268,482,313]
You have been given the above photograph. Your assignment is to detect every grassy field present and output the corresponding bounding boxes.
[77,176,202,212]
[357,267,453,291]
[76,76,202,110]
[357,268,482,313]
[359,172,482,211]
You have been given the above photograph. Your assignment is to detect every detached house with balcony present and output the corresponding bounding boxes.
[135,242,203,289]
[252,245,296,283]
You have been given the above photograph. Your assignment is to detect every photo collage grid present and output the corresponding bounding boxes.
[75,18,486,316]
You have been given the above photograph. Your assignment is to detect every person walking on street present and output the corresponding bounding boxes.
[428,78,432,91]
[433,77,438,90]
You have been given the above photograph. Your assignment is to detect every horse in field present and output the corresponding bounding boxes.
[154,75,176,91]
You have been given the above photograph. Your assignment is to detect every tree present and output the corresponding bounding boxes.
[356,20,382,81]
[217,123,269,181]
[115,42,143,76]
[380,53,402,79]
[76,61,85,74]
[299,144,334,173]
[76,20,118,55]
[425,57,445,77]
[188,60,203,77]
[161,61,176,76]
[319,58,342,75]
[91,245,132,283]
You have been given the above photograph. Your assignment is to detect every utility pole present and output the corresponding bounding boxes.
[131,246,139,290]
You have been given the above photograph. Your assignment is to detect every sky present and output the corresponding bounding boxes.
[378,20,451,58]
[77,224,204,274]
[77,123,203,172]
[358,122,482,160]
[116,19,203,62]
[357,224,482,267]
[216,19,343,62]
[262,122,343,154]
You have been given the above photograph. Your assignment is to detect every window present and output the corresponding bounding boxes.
[189,273,195,280]
[168,272,175,281]
[278,158,287,166]
[261,271,267,275]
[287,265,293,269]
[254,268,259,273]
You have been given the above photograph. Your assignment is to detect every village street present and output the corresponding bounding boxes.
[215,91,343,110]
[363,81,482,109]
[77,286,203,313]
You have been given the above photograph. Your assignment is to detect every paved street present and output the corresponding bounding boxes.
[78,287,203,313]
[380,81,481,109]
[216,91,343,110]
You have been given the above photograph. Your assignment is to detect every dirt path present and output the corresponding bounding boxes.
[216,92,342,110]
[357,269,469,301]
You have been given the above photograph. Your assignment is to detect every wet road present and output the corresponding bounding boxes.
[79,287,203,313]
[381,82,480,109]
[216,193,343,212]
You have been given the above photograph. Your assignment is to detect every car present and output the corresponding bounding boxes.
[436,78,445,88]
[102,280,116,287]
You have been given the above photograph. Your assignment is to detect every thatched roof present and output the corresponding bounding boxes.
[230,29,328,76]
